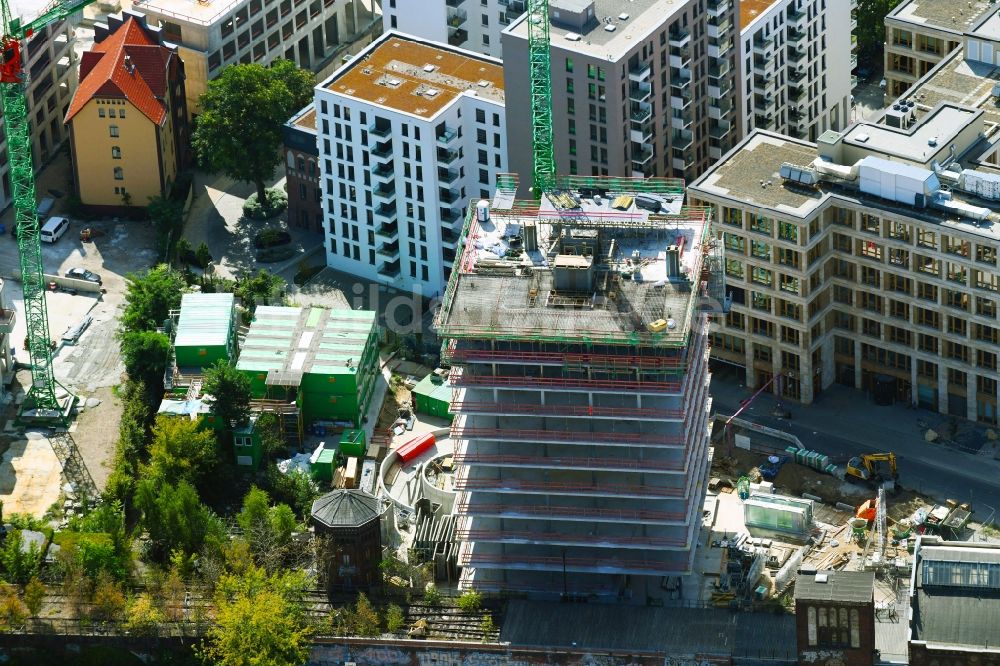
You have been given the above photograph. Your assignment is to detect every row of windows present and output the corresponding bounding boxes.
[97,106,125,119]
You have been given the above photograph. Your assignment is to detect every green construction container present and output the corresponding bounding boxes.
[233,417,263,469]
[412,374,454,421]
[339,429,366,458]
[173,293,236,369]
[236,306,379,427]
[312,447,337,482]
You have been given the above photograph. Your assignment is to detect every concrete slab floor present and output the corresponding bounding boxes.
[0,433,62,517]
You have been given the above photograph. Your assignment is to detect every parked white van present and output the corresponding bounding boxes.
[40,216,70,243]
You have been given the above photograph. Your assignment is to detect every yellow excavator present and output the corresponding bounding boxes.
[846,453,899,493]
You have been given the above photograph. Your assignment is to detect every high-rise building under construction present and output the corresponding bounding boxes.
[436,175,721,598]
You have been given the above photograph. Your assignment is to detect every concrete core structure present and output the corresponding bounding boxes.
[380,0,520,58]
[436,175,717,599]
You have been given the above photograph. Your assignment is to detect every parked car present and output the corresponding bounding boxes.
[64,268,102,285]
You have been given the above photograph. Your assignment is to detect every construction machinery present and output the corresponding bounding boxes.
[2,0,94,422]
[846,453,899,492]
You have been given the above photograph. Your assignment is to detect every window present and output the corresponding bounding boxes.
[98,107,105,118]
[749,213,772,235]
[565,57,573,72]
[860,213,880,235]
[111,146,121,159]
[778,221,798,243]
[108,108,116,118]
[113,167,124,180]
[109,125,119,137]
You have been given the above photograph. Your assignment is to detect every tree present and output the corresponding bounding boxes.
[162,565,187,622]
[264,465,319,519]
[234,269,285,313]
[856,0,903,62]
[23,577,44,618]
[351,592,380,637]
[120,330,171,388]
[237,487,299,571]
[203,360,252,429]
[146,415,220,486]
[91,572,127,622]
[0,586,27,629]
[105,380,154,505]
[126,593,165,635]
[254,412,285,465]
[135,478,226,561]
[269,58,314,111]
[192,60,314,205]
[198,565,311,666]
[385,603,405,634]
[0,531,42,584]
[148,194,184,258]
[120,264,186,335]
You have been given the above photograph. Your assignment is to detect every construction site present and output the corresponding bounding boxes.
[427,173,726,599]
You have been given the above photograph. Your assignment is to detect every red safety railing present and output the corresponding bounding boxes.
[451,453,685,471]
[454,529,687,548]
[452,477,685,497]
[450,427,685,446]
[457,552,689,573]
[442,346,685,369]
[450,400,685,420]
[449,370,682,393]
[454,501,685,522]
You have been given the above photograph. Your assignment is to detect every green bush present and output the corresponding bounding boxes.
[257,246,296,263]
[242,188,287,221]
[457,589,482,612]
[194,242,213,269]
[423,584,441,607]
[386,603,405,633]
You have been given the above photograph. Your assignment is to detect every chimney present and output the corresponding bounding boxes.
[666,245,680,279]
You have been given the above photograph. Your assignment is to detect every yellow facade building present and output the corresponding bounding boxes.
[65,16,189,212]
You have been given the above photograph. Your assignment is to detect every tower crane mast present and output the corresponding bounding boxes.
[527,0,555,196]
[2,0,97,421]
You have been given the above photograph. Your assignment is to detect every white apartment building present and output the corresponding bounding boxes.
[736,0,853,142]
[0,0,79,209]
[314,32,507,296]
[379,0,522,58]
[128,0,380,116]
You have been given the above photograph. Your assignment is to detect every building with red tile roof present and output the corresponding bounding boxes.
[65,13,189,212]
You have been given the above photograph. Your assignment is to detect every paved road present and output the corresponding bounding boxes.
[710,364,1000,522]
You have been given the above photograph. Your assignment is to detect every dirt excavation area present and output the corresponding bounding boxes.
[69,386,122,492]
[0,432,62,516]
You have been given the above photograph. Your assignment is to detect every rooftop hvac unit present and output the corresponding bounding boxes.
[779,162,818,185]
[960,169,1000,201]
[858,156,940,207]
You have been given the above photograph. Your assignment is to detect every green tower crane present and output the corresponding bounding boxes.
[527,0,554,196]
[2,0,96,421]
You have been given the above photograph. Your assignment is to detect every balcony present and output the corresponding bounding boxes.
[708,60,730,80]
[670,110,692,130]
[373,161,394,180]
[753,54,774,75]
[707,17,730,39]
[630,101,652,123]
[501,0,525,20]
[709,121,731,141]
[439,188,460,204]
[368,122,391,138]
[668,30,690,48]
[375,221,398,239]
[673,129,694,150]
[0,307,14,334]
[629,81,651,103]
[447,27,468,46]
[669,48,691,69]
[437,146,459,164]
[753,34,773,56]
[374,202,397,220]
[708,38,731,59]
[631,147,654,167]
[630,123,653,144]
[436,125,459,145]
[787,27,805,44]
[445,0,463,5]
[447,7,467,26]
[707,0,729,17]
[374,182,396,199]
[628,63,651,82]
[371,140,392,160]
[377,260,400,277]
[789,8,807,32]
[376,240,399,258]
[441,208,462,224]
[437,166,459,184]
